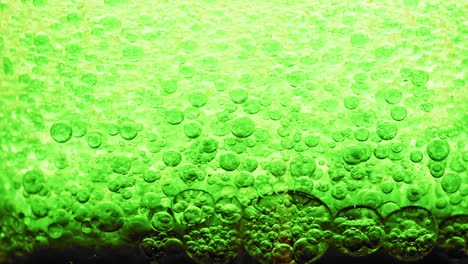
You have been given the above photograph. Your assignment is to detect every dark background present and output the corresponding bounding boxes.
[8,246,467,264]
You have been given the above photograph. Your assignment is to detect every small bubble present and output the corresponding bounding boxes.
[163,150,182,167]
[410,70,429,86]
[350,32,369,47]
[122,45,143,62]
[441,173,461,193]
[33,0,47,7]
[188,91,207,107]
[120,123,138,140]
[87,132,102,148]
[50,122,72,143]
[229,88,248,104]
[219,152,240,171]
[165,107,185,125]
[384,89,402,104]
[376,121,397,140]
[231,116,255,138]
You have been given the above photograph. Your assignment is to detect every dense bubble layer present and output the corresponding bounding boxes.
[0,0,466,263]
[383,207,438,262]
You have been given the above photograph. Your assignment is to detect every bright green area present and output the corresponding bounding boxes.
[0,0,466,263]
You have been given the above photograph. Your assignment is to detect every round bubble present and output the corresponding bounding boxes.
[50,122,72,143]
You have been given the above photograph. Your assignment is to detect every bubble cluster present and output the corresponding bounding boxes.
[383,206,437,261]
[332,206,385,256]
[241,191,332,264]
[437,215,468,260]
[173,189,215,226]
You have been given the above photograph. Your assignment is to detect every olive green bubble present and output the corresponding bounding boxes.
[93,202,124,232]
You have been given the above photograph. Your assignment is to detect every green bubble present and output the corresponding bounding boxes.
[22,169,45,194]
[354,128,370,141]
[120,123,138,140]
[47,222,64,239]
[106,178,120,192]
[419,103,433,113]
[229,88,248,104]
[200,138,218,153]
[93,202,124,232]
[161,79,178,95]
[290,156,316,178]
[219,152,240,171]
[332,184,347,200]
[242,98,262,114]
[235,171,255,188]
[122,45,143,62]
[81,73,97,86]
[76,189,90,203]
[441,172,461,193]
[33,0,47,7]
[151,212,174,232]
[179,64,196,79]
[376,121,397,140]
[390,106,407,121]
[350,109,376,128]
[374,144,389,159]
[2,57,13,75]
[189,91,207,107]
[286,70,305,87]
[231,116,255,138]
[304,135,320,147]
[410,70,429,86]
[50,122,72,143]
[403,0,419,7]
[104,0,130,5]
[180,164,205,184]
[429,162,445,178]
[384,89,402,104]
[343,144,372,165]
[350,32,369,47]
[66,12,82,25]
[426,139,450,161]
[100,16,121,31]
[163,150,182,167]
[107,124,120,136]
[165,107,184,125]
[112,156,131,175]
[34,33,49,47]
[71,120,87,138]
[409,151,423,163]
[374,44,394,60]
[214,196,243,224]
[261,39,282,56]
[87,132,102,148]
[184,122,202,139]
[185,106,200,120]
[241,158,258,172]
[30,197,49,218]
[406,185,422,202]
[268,108,283,121]
[180,39,198,53]
[140,192,161,210]
[268,159,287,177]
[143,170,160,183]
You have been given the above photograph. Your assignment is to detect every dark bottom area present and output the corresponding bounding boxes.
[8,246,467,264]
